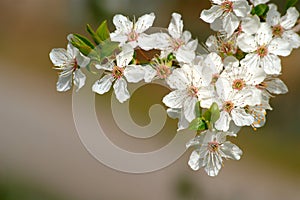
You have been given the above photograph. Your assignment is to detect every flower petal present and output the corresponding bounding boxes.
[166,67,190,90]
[266,6,280,26]
[124,65,145,83]
[282,30,300,49]
[112,14,132,33]
[168,13,184,39]
[188,150,204,171]
[113,78,130,103]
[73,69,86,91]
[240,53,260,70]
[92,74,114,94]
[116,44,134,67]
[56,72,72,92]
[237,33,257,53]
[162,90,188,109]
[266,78,288,94]
[231,108,254,126]
[241,15,261,35]
[143,65,157,83]
[215,111,231,132]
[183,96,197,122]
[220,141,243,160]
[255,23,273,46]
[261,54,281,75]
[233,1,251,17]
[223,12,240,37]
[135,13,155,33]
[280,7,299,30]
[268,38,292,56]
[49,48,72,66]
[167,108,190,131]
[200,5,223,24]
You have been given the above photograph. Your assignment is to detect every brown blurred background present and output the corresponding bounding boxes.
[0,0,300,200]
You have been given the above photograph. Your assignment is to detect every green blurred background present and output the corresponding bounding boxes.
[0,0,300,199]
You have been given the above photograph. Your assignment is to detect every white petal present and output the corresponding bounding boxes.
[261,54,281,75]
[92,74,114,94]
[241,15,261,35]
[204,153,222,176]
[268,38,292,56]
[200,5,223,24]
[231,108,254,126]
[110,32,128,45]
[280,7,299,30]
[124,65,145,83]
[49,48,72,66]
[112,14,132,33]
[266,78,288,94]
[220,141,243,160]
[56,72,72,92]
[168,13,183,39]
[282,30,300,49]
[255,23,273,46]
[73,69,86,91]
[116,44,134,67]
[223,13,240,37]
[135,13,155,33]
[181,31,192,44]
[210,17,224,32]
[188,151,203,171]
[138,33,160,50]
[166,67,190,90]
[215,111,231,131]
[183,96,197,122]
[162,90,188,109]
[237,33,257,53]
[113,78,130,103]
[215,77,232,100]
[143,65,157,83]
[266,6,280,26]
[240,53,260,70]
[233,1,251,17]
[175,46,196,64]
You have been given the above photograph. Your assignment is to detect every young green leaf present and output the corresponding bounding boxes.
[189,118,206,131]
[96,20,110,42]
[70,34,94,56]
[210,102,220,124]
[251,4,269,17]
[195,101,202,118]
[86,24,102,45]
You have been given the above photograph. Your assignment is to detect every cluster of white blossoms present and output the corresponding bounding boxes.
[49,0,300,176]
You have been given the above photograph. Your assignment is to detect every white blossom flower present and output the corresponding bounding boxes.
[200,0,251,37]
[240,15,261,35]
[238,23,292,75]
[249,0,270,6]
[205,34,238,57]
[162,64,214,122]
[110,13,156,50]
[150,13,198,64]
[186,130,242,176]
[92,44,145,103]
[49,44,90,92]
[266,6,300,49]
[142,57,173,83]
[214,77,262,131]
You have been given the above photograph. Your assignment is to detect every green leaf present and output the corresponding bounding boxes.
[285,0,299,11]
[73,34,95,49]
[202,109,211,122]
[210,102,220,124]
[70,34,94,56]
[189,118,206,131]
[86,24,102,45]
[195,101,202,118]
[251,4,269,16]
[96,20,110,42]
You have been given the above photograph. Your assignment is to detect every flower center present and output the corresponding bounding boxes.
[223,101,234,113]
[127,30,139,42]
[112,66,124,79]
[208,139,220,152]
[221,1,233,13]
[72,59,78,71]
[188,86,199,97]
[172,38,184,51]
[232,79,245,90]
[256,45,268,57]
[156,64,171,79]
[220,41,235,55]
[272,25,284,37]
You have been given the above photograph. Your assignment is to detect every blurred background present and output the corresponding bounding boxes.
[0,0,300,199]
